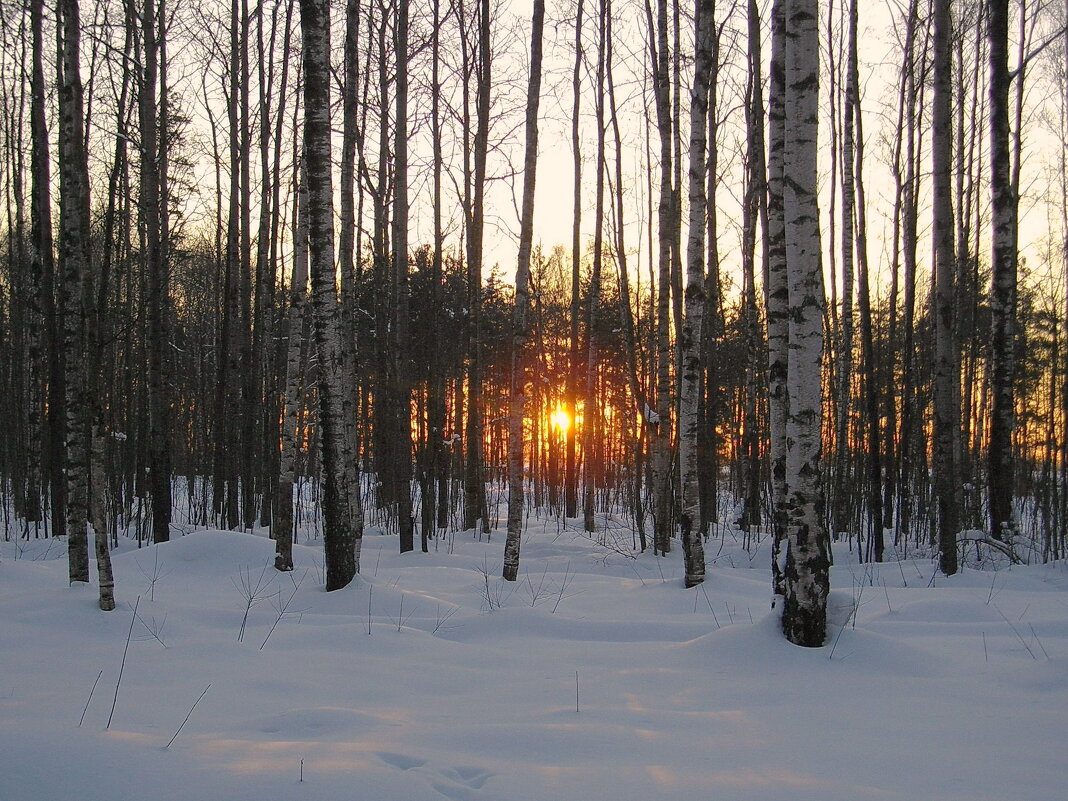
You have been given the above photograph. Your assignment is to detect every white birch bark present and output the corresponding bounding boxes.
[275,161,309,572]
[27,0,52,529]
[91,424,115,610]
[647,0,675,557]
[301,0,363,590]
[679,0,714,588]
[781,0,829,647]
[987,0,1017,541]
[57,0,91,586]
[834,0,856,542]
[766,0,789,596]
[503,0,545,582]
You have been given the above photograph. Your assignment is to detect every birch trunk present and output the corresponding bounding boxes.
[91,424,115,609]
[249,2,277,527]
[583,0,607,536]
[301,0,363,590]
[679,0,714,588]
[781,0,829,647]
[932,0,960,575]
[275,161,308,573]
[700,20,723,536]
[565,0,584,521]
[894,0,922,545]
[29,0,53,531]
[766,0,789,595]
[429,0,448,539]
[339,0,360,506]
[606,1,646,549]
[834,0,856,544]
[741,0,765,536]
[848,0,883,560]
[647,0,675,557]
[462,0,491,534]
[57,0,91,585]
[393,0,414,552]
[987,0,1017,541]
[503,0,545,582]
[142,0,171,545]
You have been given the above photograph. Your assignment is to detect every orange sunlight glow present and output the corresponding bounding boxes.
[550,408,571,432]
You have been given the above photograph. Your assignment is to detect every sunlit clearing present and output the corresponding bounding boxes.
[551,408,571,432]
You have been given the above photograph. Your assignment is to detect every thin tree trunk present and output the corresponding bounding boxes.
[583,0,608,535]
[932,0,960,575]
[57,0,91,585]
[679,0,714,588]
[142,0,171,545]
[301,0,363,589]
[29,0,59,534]
[604,1,646,549]
[430,0,448,538]
[833,0,855,544]
[503,0,545,582]
[847,0,883,560]
[393,0,414,552]
[647,0,675,557]
[565,0,584,521]
[275,159,308,573]
[766,0,788,595]
[462,0,491,535]
[987,0,1017,541]
[741,0,765,537]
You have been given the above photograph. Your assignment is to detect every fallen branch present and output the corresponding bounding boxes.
[958,533,1023,565]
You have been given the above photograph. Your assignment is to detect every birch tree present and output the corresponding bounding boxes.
[780,0,829,646]
[393,0,414,553]
[565,0,584,521]
[678,0,715,588]
[29,0,59,533]
[932,0,960,576]
[846,0,883,560]
[606,0,647,549]
[647,0,676,557]
[503,0,545,582]
[274,160,308,573]
[462,0,492,534]
[987,0,1018,541]
[582,0,607,535]
[740,0,766,537]
[58,0,92,587]
[766,0,789,595]
[301,0,363,590]
[426,0,448,540]
[141,0,172,545]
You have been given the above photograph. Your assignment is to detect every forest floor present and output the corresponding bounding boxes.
[1,512,1066,801]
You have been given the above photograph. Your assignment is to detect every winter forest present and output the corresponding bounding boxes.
[1,0,1067,797]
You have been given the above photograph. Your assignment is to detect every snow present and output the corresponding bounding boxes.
[1,519,1066,801]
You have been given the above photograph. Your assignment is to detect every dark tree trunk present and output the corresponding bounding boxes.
[932,0,960,575]
[503,0,545,582]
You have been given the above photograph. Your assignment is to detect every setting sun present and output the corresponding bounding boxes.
[550,408,571,432]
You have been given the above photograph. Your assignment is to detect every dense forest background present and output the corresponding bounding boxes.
[0,0,1066,643]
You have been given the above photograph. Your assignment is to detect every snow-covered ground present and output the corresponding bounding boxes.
[1,516,1065,801]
